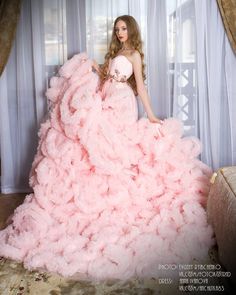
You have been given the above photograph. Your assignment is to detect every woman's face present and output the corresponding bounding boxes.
[115,20,128,43]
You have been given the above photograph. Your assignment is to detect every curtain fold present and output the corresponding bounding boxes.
[147,0,170,118]
[0,0,22,75]
[66,0,86,58]
[217,0,236,54]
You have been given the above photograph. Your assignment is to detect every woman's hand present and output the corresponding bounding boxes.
[92,59,100,73]
[148,114,162,124]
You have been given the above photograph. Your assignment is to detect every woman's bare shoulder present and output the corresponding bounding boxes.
[129,50,141,63]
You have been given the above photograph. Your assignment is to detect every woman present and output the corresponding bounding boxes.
[0,15,214,281]
[94,15,161,124]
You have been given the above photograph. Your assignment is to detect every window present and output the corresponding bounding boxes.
[167,0,197,132]
[42,0,197,131]
[44,0,67,66]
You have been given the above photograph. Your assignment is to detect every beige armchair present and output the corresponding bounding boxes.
[207,166,236,287]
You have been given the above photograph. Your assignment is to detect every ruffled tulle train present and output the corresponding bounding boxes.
[0,53,214,280]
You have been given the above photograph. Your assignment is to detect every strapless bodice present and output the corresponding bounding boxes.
[108,55,133,82]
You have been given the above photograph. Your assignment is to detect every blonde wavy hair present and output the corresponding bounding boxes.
[99,15,146,95]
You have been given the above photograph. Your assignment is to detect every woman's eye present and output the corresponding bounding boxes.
[115,27,126,33]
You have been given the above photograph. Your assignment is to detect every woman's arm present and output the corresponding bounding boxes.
[131,51,162,124]
[92,58,111,75]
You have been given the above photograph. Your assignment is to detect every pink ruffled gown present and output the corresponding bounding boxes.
[0,53,214,280]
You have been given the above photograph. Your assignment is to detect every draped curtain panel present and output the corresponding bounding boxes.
[194,0,236,169]
[0,0,22,75]
[0,0,86,194]
[217,0,236,54]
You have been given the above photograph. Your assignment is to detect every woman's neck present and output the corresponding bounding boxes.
[121,43,133,51]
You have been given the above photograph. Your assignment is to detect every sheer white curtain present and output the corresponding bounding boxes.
[147,0,170,118]
[147,0,236,170]
[194,0,236,170]
[0,0,45,193]
[0,0,86,193]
